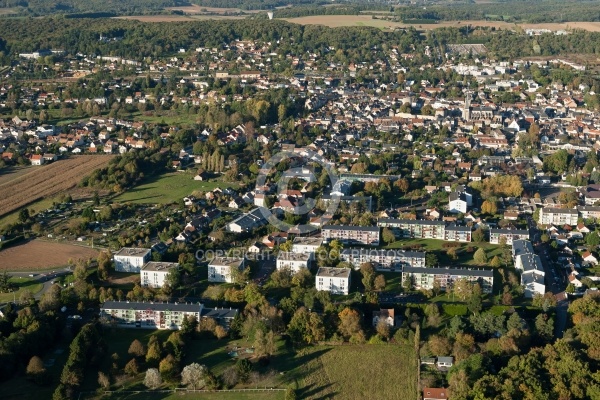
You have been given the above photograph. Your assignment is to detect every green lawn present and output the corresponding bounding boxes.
[0,277,43,302]
[386,238,503,266]
[113,172,239,205]
[83,391,285,400]
[0,196,56,229]
[279,344,418,400]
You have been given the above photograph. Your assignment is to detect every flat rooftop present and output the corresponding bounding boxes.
[141,261,179,272]
[317,267,351,278]
[115,247,151,257]
[208,257,244,268]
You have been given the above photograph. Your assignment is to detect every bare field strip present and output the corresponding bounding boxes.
[0,155,113,217]
[284,15,600,32]
[1,240,98,270]
[165,5,263,14]
[114,14,245,22]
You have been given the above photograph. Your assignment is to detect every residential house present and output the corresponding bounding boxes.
[423,388,448,400]
[30,154,44,165]
[372,308,395,327]
[315,267,351,295]
[582,251,598,266]
[226,208,267,233]
[114,247,152,272]
[436,357,454,369]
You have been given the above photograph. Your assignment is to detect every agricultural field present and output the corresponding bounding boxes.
[283,344,418,399]
[0,240,98,270]
[0,155,114,218]
[113,172,239,205]
[165,5,263,14]
[284,15,600,32]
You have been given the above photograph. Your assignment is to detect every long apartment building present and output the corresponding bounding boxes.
[377,219,472,242]
[100,301,238,330]
[340,248,425,272]
[539,207,578,226]
[322,225,380,246]
[402,266,494,294]
[512,239,545,298]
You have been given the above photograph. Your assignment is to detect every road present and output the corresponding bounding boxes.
[5,268,71,301]
[527,215,569,338]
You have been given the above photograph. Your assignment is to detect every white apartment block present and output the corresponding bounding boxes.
[489,229,530,245]
[316,267,351,295]
[208,257,245,283]
[402,266,494,294]
[114,247,152,272]
[339,248,426,272]
[322,225,380,246]
[276,251,311,273]
[140,262,179,288]
[539,207,578,226]
[291,236,323,254]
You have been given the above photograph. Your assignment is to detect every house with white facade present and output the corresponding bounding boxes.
[316,267,351,295]
[322,225,380,246]
[208,257,245,283]
[140,262,179,288]
[372,308,395,327]
[340,248,425,272]
[489,229,530,244]
[291,236,323,254]
[513,242,545,298]
[539,207,578,226]
[402,266,494,294]
[114,247,152,272]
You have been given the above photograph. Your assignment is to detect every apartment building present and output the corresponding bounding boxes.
[114,247,152,272]
[339,248,425,272]
[276,251,311,273]
[402,266,494,294]
[316,267,351,295]
[377,219,472,242]
[512,239,545,298]
[291,236,323,254]
[539,207,578,226]
[322,225,380,246]
[577,205,600,220]
[208,257,245,283]
[489,229,530,245]
[100,301,238,330]
[140,262,179,288]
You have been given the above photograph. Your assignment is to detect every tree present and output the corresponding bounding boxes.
[376,319,391,339]
[144,368,163,389]
[214,325,228,339]
[490,256,502,268]
[425,253,438,267]
[360,262,375,291]
[18,208,30,223]
[124,358,139,376]
[146,335,162,366]
[468,284,483,315]
[395,178,409,194]
[181,363,206,390]
[128,339,146,358]
[374,274,386,291]
[472,228,485,243]
[98,372,110,389]
[403,274,414,291]
[159,354,178,380]
[481,200,497,215]
[473,248,487,265]
[338,308,362,340]
[254,329,276,358]
[382,227,396,244]
[586,231,600,247]
[236,359,252,383]
[26,356,48,385]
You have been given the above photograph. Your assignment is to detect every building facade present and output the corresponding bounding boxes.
[539,207,578,226]
[339,248,425,272]
[316,267,351,295]
[140,262,179,288]
[276,251,311,273]
[489,229,530,245]
[208,257,245,283]
[322,225,380,246]
[402,266,494,294]
[114,247,152,272]
[377,219,472,242]
[100,301,237,330]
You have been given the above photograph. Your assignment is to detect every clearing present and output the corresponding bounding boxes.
[0,276,43,302]
[113,171,239,205]
[0,155,114,218]
[284,15,600,32]
[0,240,98,270]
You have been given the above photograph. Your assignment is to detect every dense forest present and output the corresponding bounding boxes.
[0,0,191,16]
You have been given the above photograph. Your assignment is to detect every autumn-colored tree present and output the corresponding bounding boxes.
[376,319,391,339]
[338,307,363,340]
[124,358,139,376]
[128,339,146,358]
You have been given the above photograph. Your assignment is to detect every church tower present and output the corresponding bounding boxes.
[463,91,471,121]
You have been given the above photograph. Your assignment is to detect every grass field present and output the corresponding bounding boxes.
[284,15,600,32]
[282,344,418,399]
[1,240,98,270]
[0,155,114,218]
[386,238,502,267]
[114,15,245,22]
[0,276,43,302]
[83,391,284,400]
[113,172,238,205]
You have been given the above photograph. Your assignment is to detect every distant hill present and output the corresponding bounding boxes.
[0,0,193,17]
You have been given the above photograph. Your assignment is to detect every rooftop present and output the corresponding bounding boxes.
[316,267,351,278]
[141,261,179,272]
[208,256,245,268]
[115,247,151,257]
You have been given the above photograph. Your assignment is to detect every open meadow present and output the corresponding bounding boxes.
[0,155,114,217]
[283,15,600,32]
[0,240,98,270]
[113,172,239,205]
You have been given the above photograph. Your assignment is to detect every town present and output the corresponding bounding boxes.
[0,13,599,400]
